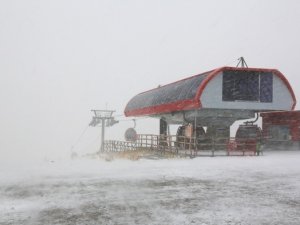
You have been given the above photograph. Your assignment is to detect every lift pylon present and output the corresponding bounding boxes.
[89,109,117,152]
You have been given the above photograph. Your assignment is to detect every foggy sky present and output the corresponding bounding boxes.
[1,0,300,160]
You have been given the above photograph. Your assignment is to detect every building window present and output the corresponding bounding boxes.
[269,125,290,140]
[222,70,273,102]
[260,73,273,102]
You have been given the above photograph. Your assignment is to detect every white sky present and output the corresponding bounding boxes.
[1,0,300,160]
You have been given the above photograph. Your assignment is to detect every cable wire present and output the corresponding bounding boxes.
[71,125,89,150]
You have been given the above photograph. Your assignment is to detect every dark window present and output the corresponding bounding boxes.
[223,70,273,102]
[260,73,273,102]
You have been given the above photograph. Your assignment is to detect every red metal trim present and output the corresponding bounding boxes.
[260,110,300,117]
[272,70,297,110]
[125,99,200,117]
[195,67,224,107]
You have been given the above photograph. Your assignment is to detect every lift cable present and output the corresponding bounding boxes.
[113,114,125,117]
[70,125,89,151]
[117,117,150,122]
[81,132,102,154]
[71,115,152,152]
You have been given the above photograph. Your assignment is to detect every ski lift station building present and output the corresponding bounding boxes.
[124,66,298,146]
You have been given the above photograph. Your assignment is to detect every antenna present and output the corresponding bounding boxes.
[236,57,248,68]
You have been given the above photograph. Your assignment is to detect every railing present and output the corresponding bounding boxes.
[227,137,260,156]
[103,134,260,157]
[104,140,138,152]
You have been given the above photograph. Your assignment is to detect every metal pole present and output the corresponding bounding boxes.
[101,118,105,152]
[194,115,197,156]
[89,110,116,154]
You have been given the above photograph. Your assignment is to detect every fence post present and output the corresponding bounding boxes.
[151,135,153,150]
[212,138,215,157]
[146,135,148,149]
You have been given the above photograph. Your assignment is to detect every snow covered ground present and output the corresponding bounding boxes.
[0,151,300,225]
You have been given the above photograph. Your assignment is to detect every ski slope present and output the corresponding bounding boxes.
[1,151,300,225]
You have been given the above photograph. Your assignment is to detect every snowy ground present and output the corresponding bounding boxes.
[0,151,300,225]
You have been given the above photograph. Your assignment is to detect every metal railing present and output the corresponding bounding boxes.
[103,134,260,157]
[104,140,138,152]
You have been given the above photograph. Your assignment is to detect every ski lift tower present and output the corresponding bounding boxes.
[89,109,116,152]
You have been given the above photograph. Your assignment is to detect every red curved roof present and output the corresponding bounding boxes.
[124,67,296,117]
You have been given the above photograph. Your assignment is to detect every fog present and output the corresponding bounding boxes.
[1,0,300,160]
